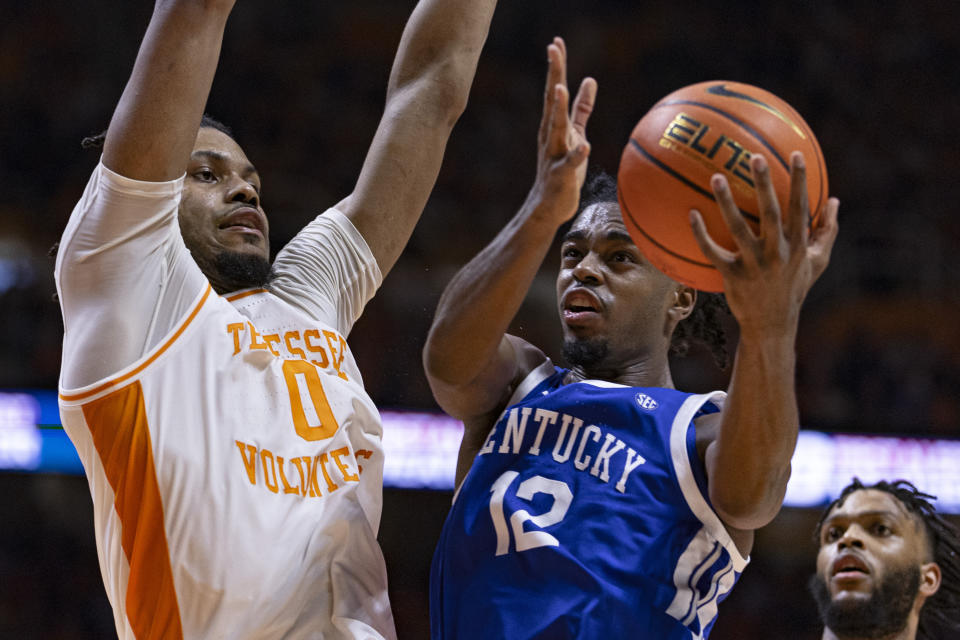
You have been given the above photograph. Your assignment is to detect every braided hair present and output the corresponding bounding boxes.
[814,478,960,639]
[574,170,731,370]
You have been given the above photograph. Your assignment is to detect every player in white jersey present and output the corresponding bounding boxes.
[54,0,498,637]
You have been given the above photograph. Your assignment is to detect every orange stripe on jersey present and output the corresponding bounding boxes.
[82,382,183,639]
[60,284,213,402]
[225,288,268,302]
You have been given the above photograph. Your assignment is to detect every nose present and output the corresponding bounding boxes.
[225,173,259,208]
[837,526,865,550]
[572,252,604,285]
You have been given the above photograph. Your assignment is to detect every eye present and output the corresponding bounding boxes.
[872,523,892,537]
[193,167,216,183]
[561,246,582,260]
[824,525,843,543]
[611,251,635,263]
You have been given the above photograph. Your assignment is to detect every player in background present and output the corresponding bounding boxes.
[423,38,840,638]
[54,0,497,637]
[811,479,960,640]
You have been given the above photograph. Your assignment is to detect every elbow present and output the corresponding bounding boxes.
[422,340,443,384]
[422,334,462,388]
[388,61,472,127]
[709,465,792,531]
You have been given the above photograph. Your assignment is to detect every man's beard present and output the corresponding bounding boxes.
[809,565,920,639]
[562,337,609,369]
[214,250,273,292]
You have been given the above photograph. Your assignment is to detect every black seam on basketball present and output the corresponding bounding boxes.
[657,99,790,172]
[790,113,825,225]
[629,139,760,224]
[807,122,826,223]
[617,181,716,270]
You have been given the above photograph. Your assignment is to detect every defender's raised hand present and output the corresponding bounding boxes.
[528,37,597,226]
[690,152,840,335]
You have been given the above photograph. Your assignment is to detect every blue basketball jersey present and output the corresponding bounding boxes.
[430,360,748,640]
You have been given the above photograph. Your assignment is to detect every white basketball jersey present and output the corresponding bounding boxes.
[56,163,396,639]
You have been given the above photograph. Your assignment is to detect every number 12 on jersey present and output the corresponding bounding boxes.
[488,471,573,556]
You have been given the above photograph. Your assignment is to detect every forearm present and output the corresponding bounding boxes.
[341,0,498,277]
[425,197,558,388]
[103,0,234,182]
[707,328,799,530]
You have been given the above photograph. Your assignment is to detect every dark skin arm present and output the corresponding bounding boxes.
[692,153,840,533]
[335,0,499,279]
[102,0,235,182]
[422,39,597,489]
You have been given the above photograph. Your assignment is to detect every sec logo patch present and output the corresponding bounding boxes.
[635,393,658,411]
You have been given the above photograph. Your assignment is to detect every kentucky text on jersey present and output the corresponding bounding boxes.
[431,366,748,640]
[477,406,647,494]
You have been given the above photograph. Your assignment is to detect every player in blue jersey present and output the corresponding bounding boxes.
[810,478,960,640]
[423,38,840,639]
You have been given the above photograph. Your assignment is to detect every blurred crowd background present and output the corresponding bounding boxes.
[1,0,958,637]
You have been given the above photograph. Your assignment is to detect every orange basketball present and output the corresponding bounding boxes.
[617,80,828,292]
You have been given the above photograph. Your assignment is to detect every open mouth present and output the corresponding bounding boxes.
[831,555,870,579]
[568,303,597,313]
[562,288,602,316]
[218,208,265,237]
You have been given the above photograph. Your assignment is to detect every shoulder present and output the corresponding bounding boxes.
[500,336,560,403]
[457,337,555,435]
[504,335,551,381]
[269,208,383,332]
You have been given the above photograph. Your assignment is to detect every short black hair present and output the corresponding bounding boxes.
[573,169,731,370]
[49,114,237,265]
[814,478,960,640]
[80,113,235,149]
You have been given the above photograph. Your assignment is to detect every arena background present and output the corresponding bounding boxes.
[2,1,958,637]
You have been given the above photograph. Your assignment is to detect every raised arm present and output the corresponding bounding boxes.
[424,39,596,423]
[102,0,235,181]
[691,153,840,531]
[333,0,497,277]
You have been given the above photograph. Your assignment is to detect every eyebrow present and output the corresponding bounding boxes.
[190,150,258,179]
[561,228,636,245]
[823,509,900,525]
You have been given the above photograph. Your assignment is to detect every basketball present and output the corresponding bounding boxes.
[617,80,828,292]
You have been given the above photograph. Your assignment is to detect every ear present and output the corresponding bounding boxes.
[919,561,942,599]
[667,285,696,324]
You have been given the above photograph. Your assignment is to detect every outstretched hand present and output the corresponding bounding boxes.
[528,37,597,226]
[690,152,840,336]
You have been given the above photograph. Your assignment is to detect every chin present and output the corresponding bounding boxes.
[213,250,273,291]
[561,336,609,369]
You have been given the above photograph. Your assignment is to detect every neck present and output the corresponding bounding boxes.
[566,352,674,389]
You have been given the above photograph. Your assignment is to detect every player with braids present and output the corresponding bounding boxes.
[423,38,838,638]
[670,291,730,370]
[811,478,960,640]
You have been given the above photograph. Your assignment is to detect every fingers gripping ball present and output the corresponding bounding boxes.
[617,81,828,292]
